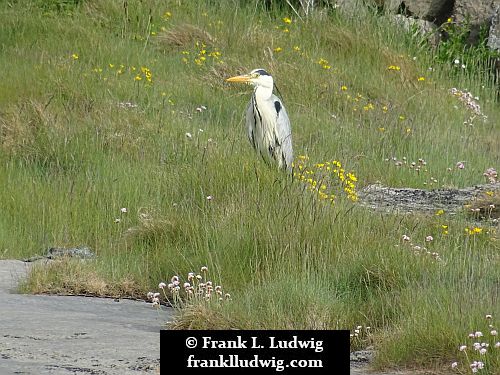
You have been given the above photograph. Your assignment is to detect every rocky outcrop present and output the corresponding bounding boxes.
[488,5,500,51]
[389,14,441,46]
[334,0,500,53]
[358,182,500,216]
[399,0,453,23]
[453,0,497,25]
[23,246,95,262]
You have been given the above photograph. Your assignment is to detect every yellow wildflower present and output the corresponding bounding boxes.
[283,17,292,24]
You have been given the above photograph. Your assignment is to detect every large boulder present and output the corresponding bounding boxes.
[453,0,497,25]
[397,0,451,22]
[382,0,497,26]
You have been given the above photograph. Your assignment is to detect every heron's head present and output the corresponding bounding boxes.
[226,69,274,90]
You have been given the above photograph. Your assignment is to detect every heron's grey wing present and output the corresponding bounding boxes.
[272,95,294,170]
[246,96,257,150]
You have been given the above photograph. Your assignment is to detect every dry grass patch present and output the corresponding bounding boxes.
[122,208,188,247]
[467,189,500,220]
[168,303,239,330]
[0,100,55,157]
[21,258,145,299]
[155,23,215,49]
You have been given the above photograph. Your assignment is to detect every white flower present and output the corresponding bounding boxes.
[402,235,411,241]
[451,362,458,369]
[185,132,192,138]
[201,266,208,272]
[473,342,481,350]
[454,59,460,65]
[479,348,487,355]
[425,235,434,242]
[495,342,500,348]
[206,195,213,200]
[459,345,467,351]
[153,292,160,298]
[491,330,497,336]
[147,292,154,299]
[183,282,190,288]
[120,207,127,213]
[475,331,483,338]
[114,218,121,223]
[158,282,166,289]
[476,362,484,370]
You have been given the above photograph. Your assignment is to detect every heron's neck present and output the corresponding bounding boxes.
[254,85,273,101]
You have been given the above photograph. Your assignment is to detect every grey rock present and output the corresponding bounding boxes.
[488,4,500,50]
[358,182,500,214]
[453,0,497,25]
[350,350,375,367]
[23,246,95,262]
[389,14,441,46]
[0,260,170,374]
[46,246,95,259]
[398,0,450,21]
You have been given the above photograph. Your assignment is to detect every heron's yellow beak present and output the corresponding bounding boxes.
[226,74,251,83]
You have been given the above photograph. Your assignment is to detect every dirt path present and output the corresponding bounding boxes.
[0,260,166,374]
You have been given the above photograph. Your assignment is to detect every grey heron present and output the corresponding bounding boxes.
[226,68,294,172]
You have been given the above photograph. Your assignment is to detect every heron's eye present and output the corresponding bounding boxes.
[251,73,259,78]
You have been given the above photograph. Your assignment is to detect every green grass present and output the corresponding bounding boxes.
[1,0,499,373]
